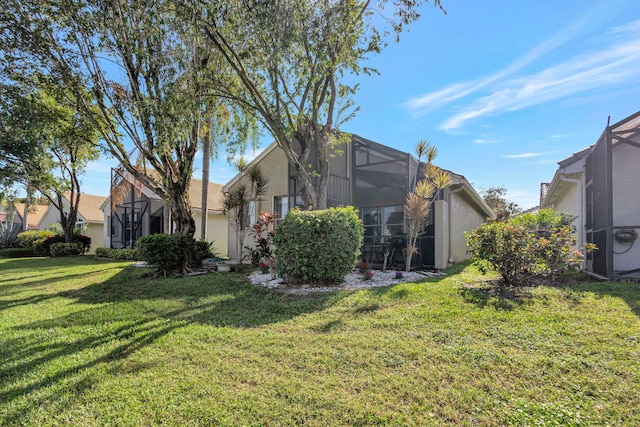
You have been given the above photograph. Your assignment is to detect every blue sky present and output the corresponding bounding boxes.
[81,0,640,209]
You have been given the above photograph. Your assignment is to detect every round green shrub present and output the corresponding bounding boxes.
[39,235,65,256]
[137,234,184,275]
[72,234,92,253]
[50,242,84,257]
[273,206,364,286]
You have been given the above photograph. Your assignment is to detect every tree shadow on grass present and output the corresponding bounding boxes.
[0,317,181,425]
[458,283,529,311]
[57,269,344,327]
[0,257,130,306]
[0,262,350,423]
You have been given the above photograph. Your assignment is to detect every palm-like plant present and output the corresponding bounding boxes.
[404,142,451,272]
[0,221,21,249]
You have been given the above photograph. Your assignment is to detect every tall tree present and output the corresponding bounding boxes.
[195,0,444,209]
[200,116,212,241]
[1,0,250,269]
[200,104,259,241]
[482,186,521,222]
[0,80,101,241]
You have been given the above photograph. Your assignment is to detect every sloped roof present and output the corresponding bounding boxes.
[0,210,20,224]
[12,203,49,229]
[188,179,225,212]
[102,168,225,213]
[65,193,107,223]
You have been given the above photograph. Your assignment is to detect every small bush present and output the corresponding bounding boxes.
[466,209,594,286]
[50,242,84,257]
[246,211,275,266]
[274,206,364,286]
[17,230,56,249]
[0,247,37,258]
[193,239,216,266]
[73,234,92,253]
[137,233,190,275]
[95,247,140,260]
[39,235,65,256]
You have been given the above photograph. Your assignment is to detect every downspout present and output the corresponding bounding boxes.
[448,184,465,265]
[558,173,585,268]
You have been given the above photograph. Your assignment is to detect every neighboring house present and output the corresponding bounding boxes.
[0,206,25,231]
[100,168,228,256]
[223,135,495,269]
[0,203,50,231]
[541,110,640,280]
[39,193,107,254]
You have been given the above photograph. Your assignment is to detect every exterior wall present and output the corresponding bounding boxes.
[84,223,103,254]
[39,206,62,230]
[546,178,583,252]
[227,147,288,261]
[612,143,640,273]
[434,191,489,270]
[448,190,486,265]
[38,201,104,254]
[551,182,580,221]
[192,210,228,257]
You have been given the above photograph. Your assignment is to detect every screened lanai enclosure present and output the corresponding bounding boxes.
[352,136,437,268]
[586,111,640,279]
[107,168,167,249]
[287,135,437,268]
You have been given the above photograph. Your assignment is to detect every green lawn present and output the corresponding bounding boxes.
[1,257,639,426]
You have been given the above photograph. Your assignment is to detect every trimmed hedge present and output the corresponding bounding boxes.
[16,231,91,256]
[95,247,141,260]
[50,242,84,257]
[0,247,37,258]
[274,206,364,286]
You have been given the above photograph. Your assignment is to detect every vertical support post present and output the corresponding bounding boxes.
[605,124,614,278]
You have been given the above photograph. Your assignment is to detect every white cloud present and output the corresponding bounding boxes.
[504,152,547,159]
[405,11,640,132]
[473,138,503,144]
[439,29,640,131]
[404,5,605,117]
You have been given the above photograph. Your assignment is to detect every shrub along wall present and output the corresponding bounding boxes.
[95,247,140,261]
[274,206,364,286]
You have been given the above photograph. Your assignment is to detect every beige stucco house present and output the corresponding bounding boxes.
[38,193,107,254]
[100,168,228,256]
[0,202,49,231]
[223,135,494,269]
[541,110,640,280]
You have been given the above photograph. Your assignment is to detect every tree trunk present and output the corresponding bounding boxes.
[286,128,330,210]
[168,179,196,273]
[200,117,211,240]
